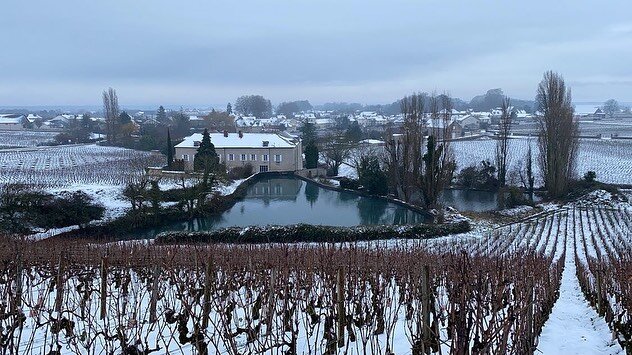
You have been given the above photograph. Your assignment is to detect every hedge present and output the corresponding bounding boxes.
[154,221,471,244]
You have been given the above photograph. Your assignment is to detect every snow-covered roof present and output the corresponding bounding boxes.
[175,132,298,149]
[0,115,24,124]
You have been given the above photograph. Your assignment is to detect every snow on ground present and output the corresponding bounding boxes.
[338,162,357,178]
[495,204,535,217]
[50,184,130,221]
[215,178,247,195]
[538,244,624,354]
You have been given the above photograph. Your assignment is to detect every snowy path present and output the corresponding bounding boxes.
[537,234,624,355]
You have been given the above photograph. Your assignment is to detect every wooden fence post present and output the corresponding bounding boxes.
[55,255,64,315]
[266,268,276,336]
[13,250,23,312]
[149,264,161,324]
[421,265,431,355]
[202,259,213,330]
[337,267,345,348]
[100,256,108,320]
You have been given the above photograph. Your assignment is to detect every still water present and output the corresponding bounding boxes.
[149,177,429,234]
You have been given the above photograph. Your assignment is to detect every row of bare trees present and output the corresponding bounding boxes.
[383,92,456,208]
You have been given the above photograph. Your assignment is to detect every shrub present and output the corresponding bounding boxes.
[228,163,254,180]
[155,221,471,244]
[339,177,361,190]
[456,160,499,190]
[584,171,597,183]
[501,186,534,209]
[358,156,388,196]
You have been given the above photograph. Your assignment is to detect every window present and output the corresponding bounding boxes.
[250,154,257,161]
[182,154,189,161]
[259,165,269,172]
[262,154,269,162]
[275,154,282,163]
[228,154,234,161]
[240,154,246,161]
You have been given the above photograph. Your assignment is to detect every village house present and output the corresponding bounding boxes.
[175,131,303,173]
[0,114,26,130]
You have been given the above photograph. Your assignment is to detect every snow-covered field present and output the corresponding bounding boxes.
[452,137,632,185]
[0,130,57,149]
[0,144,164,188]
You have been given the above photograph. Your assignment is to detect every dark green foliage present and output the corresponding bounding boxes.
[171,112,191,138]
[456,160,499,190]
[156,105,168,123]
[339,177,361,190]
[226,103,232,115]
[501,186,535,209]
[194,129,220,173]
[234,95,272,119]
[584,171,597,183]
[166,128,174,168]
[300,122,317,147]
[155,221,471,245]
[0,184,104,234]
[119,111,132,124]
[277,101,312,117]
[228,164,253,180]
[358,156,388,196]
[304,142,319,169]
[345,121,363,142]
[40,191,105,230]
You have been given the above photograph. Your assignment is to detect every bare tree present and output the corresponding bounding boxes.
[320,134,352,176]
[384,93,426,202]
[420,93,456,208]
[536,71,579,198]
[495,97,512,188]
[102,87,120,144]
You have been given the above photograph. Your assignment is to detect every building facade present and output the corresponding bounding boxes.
[175,131,303,173]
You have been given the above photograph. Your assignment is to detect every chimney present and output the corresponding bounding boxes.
[223,130,228,137]
[238,130,243,138]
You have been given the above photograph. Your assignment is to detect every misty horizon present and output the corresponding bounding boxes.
[2,1,632,106]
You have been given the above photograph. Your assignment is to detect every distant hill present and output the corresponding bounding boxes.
[469,88,535,113]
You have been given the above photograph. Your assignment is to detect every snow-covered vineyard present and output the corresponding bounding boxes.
[1,199,629,354]
[0,144,164,188]
[0,131,57,149]
[452,137,632,185]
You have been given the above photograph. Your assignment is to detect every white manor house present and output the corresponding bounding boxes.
[175,131,303,173]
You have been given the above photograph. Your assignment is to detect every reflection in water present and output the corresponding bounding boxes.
[304,182,319,206]
[357,198,388,225]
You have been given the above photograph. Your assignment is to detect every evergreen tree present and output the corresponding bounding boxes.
[345,121,363,142]
[304,142,319,169]
[166,128,174,168]
[156,105,167,123]
[226,103,232,115]
[194,129,219,172]
[300,122,317,148]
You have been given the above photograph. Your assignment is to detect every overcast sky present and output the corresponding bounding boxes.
[1,0,632,107]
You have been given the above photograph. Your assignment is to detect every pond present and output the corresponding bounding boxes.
[146,176,430,235]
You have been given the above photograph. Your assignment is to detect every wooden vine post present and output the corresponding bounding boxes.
[337,267,345,348]
[202,258,214,330]
[100,256,108,320]
[55,255,64,315]
[13,249,23,312]
[149,264,161,324]
[421,265,431,355]
[266,268,276,336]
